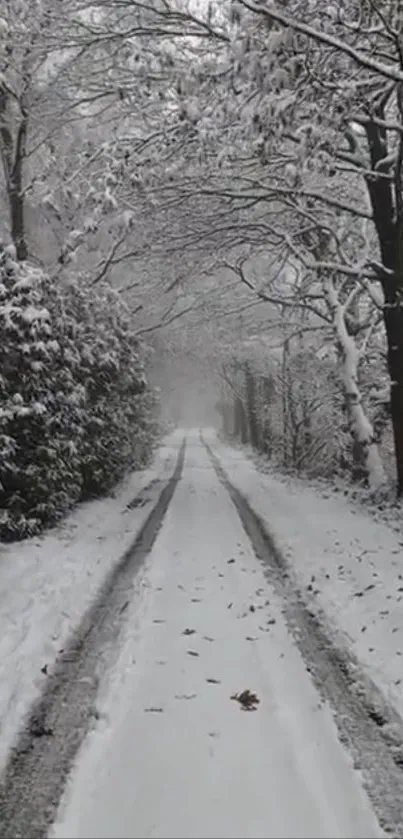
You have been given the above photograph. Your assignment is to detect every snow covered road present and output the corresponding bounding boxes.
[52,433,382,839]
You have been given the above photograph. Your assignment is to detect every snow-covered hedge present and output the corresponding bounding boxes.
[0,248,158,541]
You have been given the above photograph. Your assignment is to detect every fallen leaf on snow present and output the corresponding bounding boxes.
[231,689,260,711]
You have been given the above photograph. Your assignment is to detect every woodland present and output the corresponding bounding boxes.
[1,0,403,538]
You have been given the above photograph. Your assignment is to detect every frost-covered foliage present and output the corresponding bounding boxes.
[219,350,343,479]
[0,248,157,541]
[217,330,393,487]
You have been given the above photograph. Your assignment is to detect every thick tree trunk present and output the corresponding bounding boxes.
[324,275,386,490]
[10,120,28,261]
[382,289,403,495]
[366,116,403,495]
[10,186,28,261]
[0,88,28,261]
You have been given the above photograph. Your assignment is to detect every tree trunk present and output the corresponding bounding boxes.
[365,116,403,494]
[10,120,28,261]
[382,290,403,495]
[10,188,28,261]
[0,87,28,261]
[282,337,290,467]
[324,275,386,490]
[234,395,248,443]
[221,402,231,437]
[244,363,259,448]
[261,375,274,454]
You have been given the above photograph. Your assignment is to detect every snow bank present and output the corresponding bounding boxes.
[0,433,180,772]
[210,433,403,720]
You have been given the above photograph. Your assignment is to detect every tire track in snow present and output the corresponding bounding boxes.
[203,434,403,838]
[0,439,186,839]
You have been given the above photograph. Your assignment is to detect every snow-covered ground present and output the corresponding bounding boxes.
[0,433,181,773]
[207,432,403,720]
[51,433,381,839]
[4,428,403,837]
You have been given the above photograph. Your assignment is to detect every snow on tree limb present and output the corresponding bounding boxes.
[238,0,403,83]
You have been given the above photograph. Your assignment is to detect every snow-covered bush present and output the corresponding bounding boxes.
[0,248,158,541]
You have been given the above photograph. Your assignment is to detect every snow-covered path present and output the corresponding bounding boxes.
[52,433,381,839]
